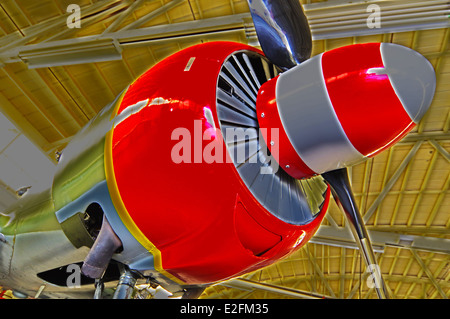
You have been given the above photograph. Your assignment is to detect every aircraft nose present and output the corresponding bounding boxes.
[318,42,437,159]
[380,43,436,124]
[256,43,436,179]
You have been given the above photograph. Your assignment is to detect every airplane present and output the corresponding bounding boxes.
[0,0,436,299]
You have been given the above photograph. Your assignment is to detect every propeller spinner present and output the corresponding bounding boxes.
[248,0,436,299]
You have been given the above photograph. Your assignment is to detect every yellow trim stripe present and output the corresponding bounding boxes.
[104,92,185,285]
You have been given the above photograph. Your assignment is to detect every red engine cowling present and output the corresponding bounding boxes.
[105,41,330,285]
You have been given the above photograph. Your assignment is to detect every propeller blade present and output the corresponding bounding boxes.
[247,0,312,70]
[322,168,390,299]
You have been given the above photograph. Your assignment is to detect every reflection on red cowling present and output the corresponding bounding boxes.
[109,42,328,284]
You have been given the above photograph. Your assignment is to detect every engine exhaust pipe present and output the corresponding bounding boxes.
[81,214,122,279]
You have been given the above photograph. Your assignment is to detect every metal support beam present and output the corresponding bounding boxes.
[0,1,448,67]
[345,252,394,299]
[306,249,337,298]
[427,174,450,228]
[400,132,450,143]
[363,141,423,223]
[222,278,333,299]
[313,225,450,255]
[339,247,346,299]
[120,0,185,31]
[102,0,147,34]
[0,0,121,53]
[347,266,372,299]
[411,249,448,299]
[407,148,439,226]
[0,13,248,66]
[429,140,450,162]
[41,0,133,43]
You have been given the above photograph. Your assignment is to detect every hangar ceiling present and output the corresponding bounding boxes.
[0,0,448,299]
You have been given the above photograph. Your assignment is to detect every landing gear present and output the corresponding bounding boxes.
[113,266,139,299]
[91,262,206,299]
[93,278,104,299]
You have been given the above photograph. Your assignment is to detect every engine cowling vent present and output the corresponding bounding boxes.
[216,51,328,225]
